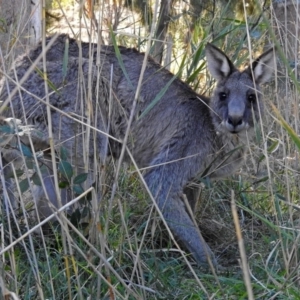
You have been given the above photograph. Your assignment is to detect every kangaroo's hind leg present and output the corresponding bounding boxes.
[143,158,217,266]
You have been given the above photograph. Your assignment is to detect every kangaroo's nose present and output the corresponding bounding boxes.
[227,115,243,127]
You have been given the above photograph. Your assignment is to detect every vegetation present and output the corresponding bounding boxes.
[0,0,300,299]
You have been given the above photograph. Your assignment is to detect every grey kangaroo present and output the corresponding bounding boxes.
[0,34,274,266]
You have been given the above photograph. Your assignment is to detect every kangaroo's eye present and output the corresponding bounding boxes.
[248,94,256,103]
[219,92,227,101]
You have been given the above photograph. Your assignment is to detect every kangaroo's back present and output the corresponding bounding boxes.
[2,35,215,168]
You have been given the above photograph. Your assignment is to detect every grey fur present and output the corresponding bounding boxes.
[0,35,274,266]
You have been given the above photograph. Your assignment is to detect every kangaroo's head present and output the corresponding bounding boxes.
[205,43,275,137]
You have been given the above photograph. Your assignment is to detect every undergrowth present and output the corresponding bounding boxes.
[0,0,300,299]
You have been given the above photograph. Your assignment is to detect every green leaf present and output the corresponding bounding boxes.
[70,208,81,225]
[271,103,300,150]
[58,161,73,181]
[110,28,133,89]
[4,169,24,179]
[18,144,33,158]
[267,139,280,154]
[253,176,269,185]
[59,181,69,188]
[32,173,42,186]
[39,164,49,175]
[19,178,30,193]
[81,207,90,219]
[25,158,35,169]
[73,185,84,195]
[281,120,300,149]
[34,67,60,93]
[186,62,205,84]
[73,173,88,184]
[0,125,14,134]
[186,43,205,81]
[258,139,279,163]
[60,146,69,161]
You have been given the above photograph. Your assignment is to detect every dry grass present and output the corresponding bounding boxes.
[1,0,300,299]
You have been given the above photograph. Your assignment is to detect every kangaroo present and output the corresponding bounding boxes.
[0,34,274,266]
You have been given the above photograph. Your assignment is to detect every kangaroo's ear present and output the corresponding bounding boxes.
[205,43,236,81]
[247,48,275,84]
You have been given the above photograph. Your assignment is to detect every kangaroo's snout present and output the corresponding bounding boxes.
[226,114,246,133]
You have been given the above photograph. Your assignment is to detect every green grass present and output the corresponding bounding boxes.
[1,0,300,299]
